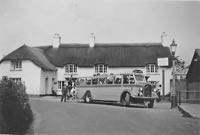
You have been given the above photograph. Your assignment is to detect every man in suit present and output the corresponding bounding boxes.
[61,82,67,102]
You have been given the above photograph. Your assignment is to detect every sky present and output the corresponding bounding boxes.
[0,0,200,65]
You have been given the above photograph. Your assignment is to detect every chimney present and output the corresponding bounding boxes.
[89,33,95,48]
[161,32,167,46]
[53,34,61,48]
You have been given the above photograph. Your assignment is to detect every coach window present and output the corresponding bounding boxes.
[114,75,122,84]
[107,76,114,84]
[78,78,86,85]
[86,78,92,85]
[92,78,98,85]
[130,74,135,84]
[123,75,129,84]
[99,78,106,84]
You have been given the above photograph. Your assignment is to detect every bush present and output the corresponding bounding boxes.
[0,78,33,134]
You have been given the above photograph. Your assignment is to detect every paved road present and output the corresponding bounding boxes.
[29,98,199,135]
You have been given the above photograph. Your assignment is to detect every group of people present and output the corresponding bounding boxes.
[60,79,77,102]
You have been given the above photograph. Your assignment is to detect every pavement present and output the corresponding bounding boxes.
[178,103,200,119]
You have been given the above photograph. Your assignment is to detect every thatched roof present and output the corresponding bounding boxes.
[41,43,173,67]
[186,49,200,82]
[1,43,173,69]
[1,45,56,71]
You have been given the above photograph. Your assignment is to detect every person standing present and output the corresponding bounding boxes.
[61,83,67,102]
[156,85,161,102]
[67,79,72,100]
[70,80,77,100]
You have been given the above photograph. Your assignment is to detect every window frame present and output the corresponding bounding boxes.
[58,81,64,90]
[11,60,22,71]
[95,64,107,73]
[65,64,78,74]
[10,78,21,84]
[146,64,158,73]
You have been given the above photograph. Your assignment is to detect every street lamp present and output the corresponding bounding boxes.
[170,39,177,108]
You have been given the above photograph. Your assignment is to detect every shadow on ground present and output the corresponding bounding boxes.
[78,100,146,108]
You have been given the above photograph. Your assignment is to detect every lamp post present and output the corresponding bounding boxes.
[170,39,177,108]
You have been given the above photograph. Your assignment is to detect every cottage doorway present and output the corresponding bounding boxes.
[52,78,55,93]
[45,78,48,95]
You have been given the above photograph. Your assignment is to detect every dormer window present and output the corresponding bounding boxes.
[11,60,22,70]
[95,64,107,73]
[65,64,77,73]
[146,64,158,73]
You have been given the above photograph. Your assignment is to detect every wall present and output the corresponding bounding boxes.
[0,60,41,95]
[172,80,200,103]
[188,82,200,103]
[40,69,57,95]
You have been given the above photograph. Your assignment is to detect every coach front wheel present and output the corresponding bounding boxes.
[147,99,154,108]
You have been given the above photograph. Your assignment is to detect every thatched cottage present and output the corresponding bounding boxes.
[0,35,173,95]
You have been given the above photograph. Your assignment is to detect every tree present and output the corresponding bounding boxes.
[175,56,188,72]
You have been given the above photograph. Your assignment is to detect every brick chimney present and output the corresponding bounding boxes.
[89,33,95,48]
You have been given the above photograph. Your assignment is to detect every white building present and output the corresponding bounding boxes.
[0,35,173,96]
[0,45,57,95]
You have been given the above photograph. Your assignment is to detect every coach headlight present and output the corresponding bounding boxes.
[138,87,143,96]
[139,87,143,91]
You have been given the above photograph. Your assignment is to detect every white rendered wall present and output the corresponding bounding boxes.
[107,67,146,74]
[23,61,41,95]
[0,60,41,95]
[57,67,95,79]
[40,70,57,95]
[162,68,172,95]
[57,67,65,81]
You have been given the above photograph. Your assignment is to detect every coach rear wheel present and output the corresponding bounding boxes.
[121,92,131,106]
[84,92,92,103]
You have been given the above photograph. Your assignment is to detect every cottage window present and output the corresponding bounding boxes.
[146,64,158,73]
[58,81,63,90]
[95,64,107,73]
[10,78,21,84]
[11,60,22,70]
[65,64,77,73]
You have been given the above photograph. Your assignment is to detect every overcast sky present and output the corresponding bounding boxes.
[0,0,200,65]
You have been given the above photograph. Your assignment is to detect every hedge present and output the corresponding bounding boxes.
[0,77,33,134]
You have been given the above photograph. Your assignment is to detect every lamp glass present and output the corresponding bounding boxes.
[170,40,177,56]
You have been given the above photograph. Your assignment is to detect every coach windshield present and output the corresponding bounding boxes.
[134,74,145,82]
